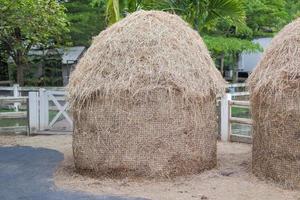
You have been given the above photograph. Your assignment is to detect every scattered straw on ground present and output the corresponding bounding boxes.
[1,134,299,200]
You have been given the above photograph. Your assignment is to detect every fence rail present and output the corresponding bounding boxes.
[0,86,64,92]
[227,83,246,88]
[229,100,250,107]
[0,126,27,133]
[230,117,252,125]
[0,97,28,103]
[0,112,27,119]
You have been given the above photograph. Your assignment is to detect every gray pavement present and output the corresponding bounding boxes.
[0,146,147,200]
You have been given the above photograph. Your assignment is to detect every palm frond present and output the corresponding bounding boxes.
[106,0,121,25]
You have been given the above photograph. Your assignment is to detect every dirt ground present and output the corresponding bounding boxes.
[1,134,299,200]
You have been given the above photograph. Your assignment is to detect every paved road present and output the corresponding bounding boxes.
[0,146,146,200]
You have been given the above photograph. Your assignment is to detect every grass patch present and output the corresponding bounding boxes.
[231,107,250,118]
[0,108,15,112]
[0,108,27,127]
[0,119,27,127]
[49,110,59,122]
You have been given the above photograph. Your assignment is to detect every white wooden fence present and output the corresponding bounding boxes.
[0,83,252,142]
[0,96,29,134]
[0,84,72,135]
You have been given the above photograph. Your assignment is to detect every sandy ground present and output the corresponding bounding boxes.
[0,134,299,200]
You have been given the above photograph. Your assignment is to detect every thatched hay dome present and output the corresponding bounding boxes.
[67,10,225,178]
[248,18,300,188]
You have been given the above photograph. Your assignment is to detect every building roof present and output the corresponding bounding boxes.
[61,46,86,65]
[27,46,86,65]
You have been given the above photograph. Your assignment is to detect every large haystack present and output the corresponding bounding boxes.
[248,18,300,188]
[67,10,225,178]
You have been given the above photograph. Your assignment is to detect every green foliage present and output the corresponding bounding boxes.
[0,0,69,85]
[0,42,9,81]
[243,0,300,37]
[204,35,262,76]
[91,0,148,25]
[167,0,246,32]
[0,0,68,47]
[285,0,300,20]
[93,0,246,32]
[8,47,63,86]
[1,0,296,85]
[245,0,289,36]
[231,107,250,118]
[27,48,63,86]
[204,35,262,54]
[64,0,106,46]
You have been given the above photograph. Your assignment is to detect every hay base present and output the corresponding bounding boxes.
[73,91,218,178]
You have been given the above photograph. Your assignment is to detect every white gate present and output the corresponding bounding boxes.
[28,89,73,134]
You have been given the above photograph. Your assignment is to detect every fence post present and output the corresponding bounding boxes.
[13,84,20,112]
[39,88,49,131]
[221,93,232,142]
[28,92,39,135]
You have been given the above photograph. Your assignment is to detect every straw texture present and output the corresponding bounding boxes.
[248,18,300,188]
[68,10,225,178]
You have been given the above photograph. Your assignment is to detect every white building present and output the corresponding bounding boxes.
[238,37,272,74]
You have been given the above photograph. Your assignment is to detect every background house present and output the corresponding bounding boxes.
[27,46,86,86]
[237,37,272,80]
[61,46,86,85]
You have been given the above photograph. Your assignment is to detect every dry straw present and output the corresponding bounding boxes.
[248,18,300,188]
[67,10,225,178]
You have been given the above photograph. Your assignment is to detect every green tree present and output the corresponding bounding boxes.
[91,0,141,25]
[245,0,288,36]
[93,0,245,32]
[204,35,262,79]
[63,0,106,46]
[0,0,69,85]
[160,0,245,32]
[285,0,300,20]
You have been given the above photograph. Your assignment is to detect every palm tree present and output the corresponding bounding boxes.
[94,0,245,31]
[168,0,245,31]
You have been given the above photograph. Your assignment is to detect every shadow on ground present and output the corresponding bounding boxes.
[0,146,147,200]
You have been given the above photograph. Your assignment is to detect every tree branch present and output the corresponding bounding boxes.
[0,38,16,59]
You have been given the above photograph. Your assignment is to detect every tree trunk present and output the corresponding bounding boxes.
[13,27,26,86]
[14,49,27,86]
[232,53,239,83]
[16,61,25,86]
